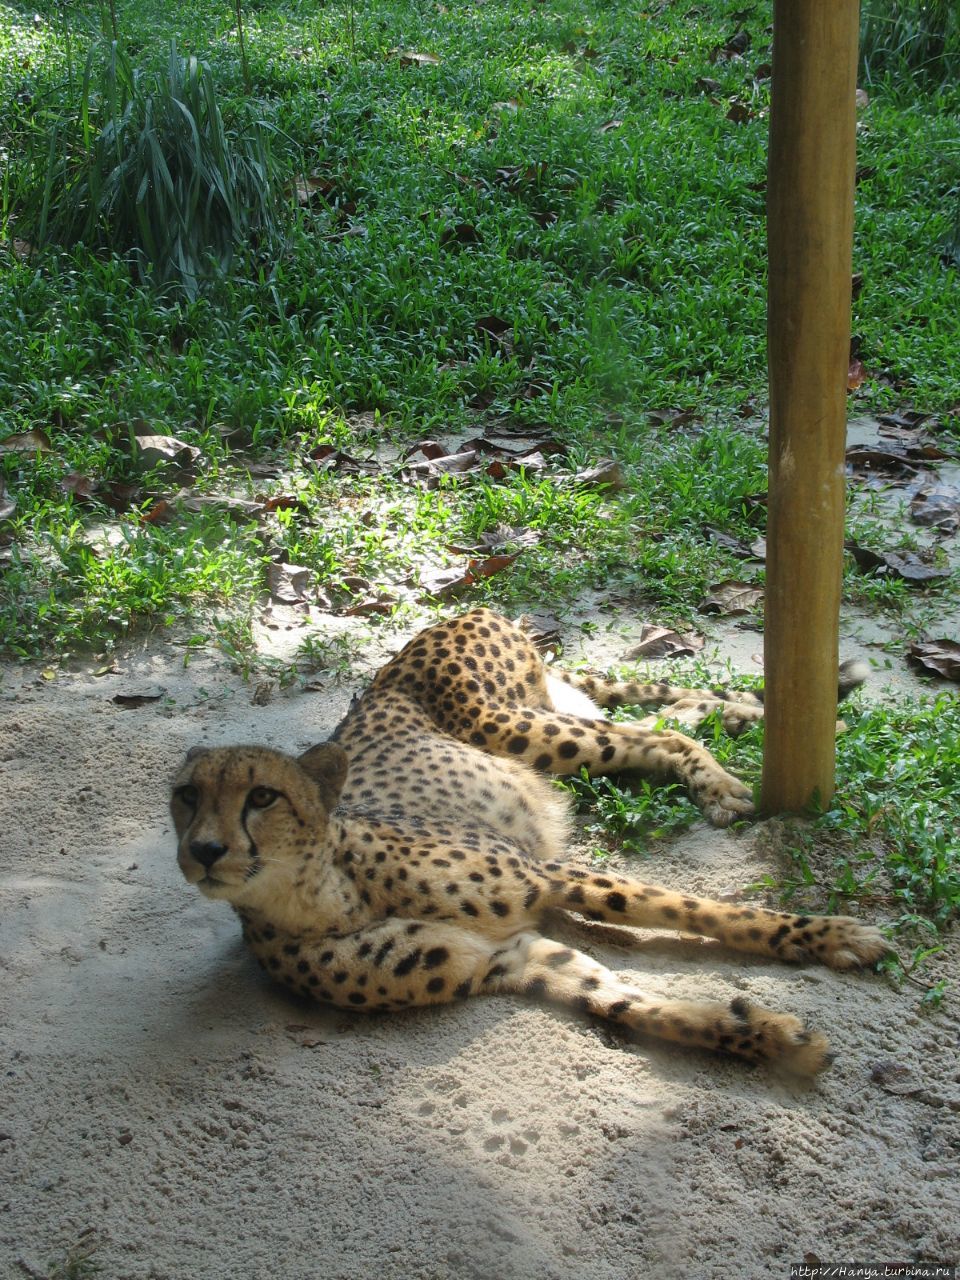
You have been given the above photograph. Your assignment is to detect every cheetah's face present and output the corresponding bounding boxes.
[170,743,347,905]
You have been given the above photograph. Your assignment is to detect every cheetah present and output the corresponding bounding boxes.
[172,608,885,1075]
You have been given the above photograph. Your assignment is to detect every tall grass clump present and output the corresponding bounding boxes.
[860,0,960,85]
[18,40,285,296]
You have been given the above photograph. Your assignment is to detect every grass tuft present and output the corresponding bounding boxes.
[14,39,285,296]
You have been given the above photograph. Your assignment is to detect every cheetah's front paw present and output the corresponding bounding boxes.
[813,918,890,970]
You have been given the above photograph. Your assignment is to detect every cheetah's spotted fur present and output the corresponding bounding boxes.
[172,608,885,1074]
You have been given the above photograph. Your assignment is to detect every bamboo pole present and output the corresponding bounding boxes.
[761,1,860,814]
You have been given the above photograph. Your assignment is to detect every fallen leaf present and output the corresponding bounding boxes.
[307,445,379,475]
[134,434,200,470]
[141,499,174,525]
[419,552,521,599]
[699,581,764,615]
[703,526,765,560]
[439,222,481,247]
[493,163,548,188]
[907,640,960,682]
[624,626,704,660]
[844,541,951,582]
[266,562,315,604]
[258,494,307,515]
[341,599,395,617]
[845,445,918,483]
[403,439,449,461]
[574,459,627,491]
[474,314,512,340]
[695,76,723,94]
[869,1060,919,1096]
[648,407,699,430]
[530,209,559,228]
[516,611,562,650]
[725,102,755,124]
[473,525,541,552]
[877,410,931,431]
[0,429,52,454]
[112,690,164,708]
[393,49,440,67]
[909,487,960,533]
[61,473,99,502]
[847,358,868,390]
[402,448,481,486]
[710,30,751,62]
[250,681,274,706]
[287,173,338,205]
[753,62,772,80]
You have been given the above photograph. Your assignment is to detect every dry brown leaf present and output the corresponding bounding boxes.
[909,487,960,533]
[845,445,918,483]
[574,459,627,491]
[699,581,764,615]
[517,611,562,651]
[648,407,699,430]
[907,640,960,682]
[141,500,174,525]
[845,540,951,582]
[308,445,379,475]
[493,163,548,188]
[61,473,98,502]
[394,49,440,67]
[709,30,751,62]
[725,102,755,124]
[342,594,399,617]
[287,174,338,205]
[869,1061,919,1096]
[0,429,53,454]
[134,434,200,469]
[624,626,704,660]
[112,689,164,708]
[420,551,521,599]
[439,222,481,247]
[266,562,315,604]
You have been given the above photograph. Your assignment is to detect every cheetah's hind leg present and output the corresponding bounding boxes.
[254,919,833,1075]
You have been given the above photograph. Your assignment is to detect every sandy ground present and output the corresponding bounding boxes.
[1,613,959,1280]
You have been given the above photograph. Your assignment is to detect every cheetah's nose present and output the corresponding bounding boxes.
[191,840,228,869]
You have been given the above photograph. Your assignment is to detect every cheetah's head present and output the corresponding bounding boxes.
[170,743,347,906]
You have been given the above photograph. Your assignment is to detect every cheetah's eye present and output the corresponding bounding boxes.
[175,784,199,808]
[248,786,280,810]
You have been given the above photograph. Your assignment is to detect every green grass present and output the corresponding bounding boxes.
[0,0,958,942]
[562,681,960,941]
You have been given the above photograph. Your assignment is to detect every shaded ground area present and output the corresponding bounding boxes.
[1,615,958,1280]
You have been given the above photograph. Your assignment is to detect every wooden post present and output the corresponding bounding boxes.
[761,1,860,813]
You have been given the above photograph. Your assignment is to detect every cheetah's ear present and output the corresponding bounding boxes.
[185,745,208,762]
[297,742,349,810]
